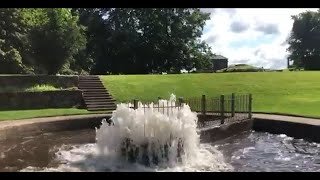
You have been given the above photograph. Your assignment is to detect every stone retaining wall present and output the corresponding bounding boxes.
[0,90,83,110]
[0,75,78,88]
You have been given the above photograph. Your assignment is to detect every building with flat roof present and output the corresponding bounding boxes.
[212,55,228,71]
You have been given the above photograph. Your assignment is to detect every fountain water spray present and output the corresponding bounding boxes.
[21,94,232,172]
[96,94,199,167]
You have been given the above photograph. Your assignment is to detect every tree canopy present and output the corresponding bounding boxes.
[21,8,87,75]
[0,8,27,74]
[0,8,214,75]
[287,10,320,70]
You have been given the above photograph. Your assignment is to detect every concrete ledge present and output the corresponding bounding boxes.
[0,113,253,142]
[2,113,320,143]
[0,114,111,141]
[252,114,320,142]
[199,119,253,143]
[253,118,320,143]
[253,112,320,120]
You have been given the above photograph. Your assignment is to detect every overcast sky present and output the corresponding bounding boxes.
[200,8,318,69]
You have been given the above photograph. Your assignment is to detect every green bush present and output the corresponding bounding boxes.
[0,84,78,93]
[25,84,61,92]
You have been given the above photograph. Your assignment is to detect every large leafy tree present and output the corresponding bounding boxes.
[76,8,213,74]
[0,8,29,74]
[287,10,320,70]
[21,8,87,75]
[72,8,112,74]
[0,8,214,75]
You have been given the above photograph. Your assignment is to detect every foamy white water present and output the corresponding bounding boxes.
[21,143,232,172]
[21,94,232,172]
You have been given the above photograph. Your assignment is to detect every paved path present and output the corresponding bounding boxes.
[0,114,111,130]
[253,113,320,126]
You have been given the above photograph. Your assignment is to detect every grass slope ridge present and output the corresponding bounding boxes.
[218,64,263,72]
[101,71,320,117]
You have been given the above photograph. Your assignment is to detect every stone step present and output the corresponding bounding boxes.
[79,79,101,81]
[83,97,113,101]
[79,76,99,79]
[86,104,116,109]
[78,81,103,84]
[86,107,116,111]
[80,88,107,91]
[85,101,116,105]
[79,84,104,87]
[85,100,113,103]
[79,80,102,82]
[79,87,105,89]
[83,95,111,98]
[83,95,111,99]
[79,79,100,81]
[86,103,116,107]
[79,79,102,84]
[80,75,99,77]
[83,96,115,100]
[81,89,107,92]
[82,88,108,91]
[79,77,100,80]
[87,107,116,111]
[80,76,99,78]
[79,79,100,82]
[78,85,105,88]
[84,101,116,105]
[82,92,109,94]
[79,76,117,111]
[79,85,104,88]
[83,94,112,97]
[84,97,115,101]
[83,93,110,97]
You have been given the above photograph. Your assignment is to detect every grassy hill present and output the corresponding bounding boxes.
[218,64,264,72]
[100,71,320,117]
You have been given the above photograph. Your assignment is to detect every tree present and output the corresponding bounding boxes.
[0,8,213,75]
[73,8,113,74]
[0,8,29,74]
[76,8,213,74]
[287,10,320,70]
[21,8,87,75]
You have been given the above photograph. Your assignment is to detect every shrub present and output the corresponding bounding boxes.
[25,84,61,92]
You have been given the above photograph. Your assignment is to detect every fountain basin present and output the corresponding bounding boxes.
[1,112,320,171]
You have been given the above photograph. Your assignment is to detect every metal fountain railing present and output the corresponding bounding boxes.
[185,94,252,128]
[126,94,252,128]
[126,97,184,116]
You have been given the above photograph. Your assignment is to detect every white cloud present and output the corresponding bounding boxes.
[201,8,318,69]
[230,21,250,33]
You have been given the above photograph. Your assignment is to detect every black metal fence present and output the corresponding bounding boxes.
[185,93,252,128]
[127,93,252,128]
[126,98,184,117]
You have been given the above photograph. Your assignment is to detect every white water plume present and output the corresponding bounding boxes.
[96,94,199,166]
[20,94,232,172]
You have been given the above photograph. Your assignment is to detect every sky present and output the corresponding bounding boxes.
[200,8,318,69]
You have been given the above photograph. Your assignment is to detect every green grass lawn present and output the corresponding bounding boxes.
[100,71,320,117]
[0,108,106,121]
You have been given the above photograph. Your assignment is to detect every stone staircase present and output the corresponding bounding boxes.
[78,76,117,112]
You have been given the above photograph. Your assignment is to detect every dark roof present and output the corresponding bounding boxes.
[212,55,228,60]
